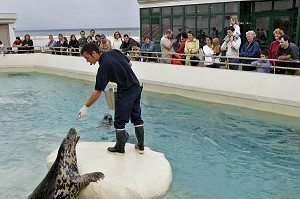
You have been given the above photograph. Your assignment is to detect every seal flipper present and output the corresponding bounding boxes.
[77,172,105,189]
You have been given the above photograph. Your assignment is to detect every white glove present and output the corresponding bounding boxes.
[77,105,89,119]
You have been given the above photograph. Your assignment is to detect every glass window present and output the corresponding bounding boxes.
[274,0,293,10]
[173,6,183,15]
[173,17,183,37]
[225,2,238,13]
[274,16,289,37]
[210,15,222,40]
[151,8,160,16]
[197,16,208,43]
[255,16,270,45]
[185,5,196,15]
[162,7,171,15]
[151,18,160,42]
[185,17,195,32]
[141,18,150,42]
[197,4,208,14]
[141,8,150,17]
[211,3,222,14]
[254,1,272,12]
[162,18,171,34]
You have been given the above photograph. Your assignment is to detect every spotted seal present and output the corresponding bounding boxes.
[28,128,105,199]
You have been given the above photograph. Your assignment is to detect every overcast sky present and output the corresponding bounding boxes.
[0,0,140,30]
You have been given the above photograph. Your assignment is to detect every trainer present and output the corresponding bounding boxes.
[77,43,144,155]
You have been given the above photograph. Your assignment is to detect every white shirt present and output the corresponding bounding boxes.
[112,38,122,50]
[221,37,241,57]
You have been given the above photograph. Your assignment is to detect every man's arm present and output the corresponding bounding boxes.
[85,90,102,107]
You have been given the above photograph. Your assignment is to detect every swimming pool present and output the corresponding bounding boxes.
[0,72,299,199]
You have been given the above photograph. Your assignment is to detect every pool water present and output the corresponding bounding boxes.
[0,72,299,199]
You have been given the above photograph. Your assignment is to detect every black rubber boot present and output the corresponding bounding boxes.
[134,125,144,154]
[107,129,128,155]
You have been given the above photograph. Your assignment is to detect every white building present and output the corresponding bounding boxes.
[0,13,17,46]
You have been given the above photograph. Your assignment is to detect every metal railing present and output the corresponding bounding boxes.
[1,45,299,75]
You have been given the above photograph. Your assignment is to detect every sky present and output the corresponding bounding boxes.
[0,0,140,30]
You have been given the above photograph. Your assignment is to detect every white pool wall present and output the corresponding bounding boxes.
[0,53,300,118]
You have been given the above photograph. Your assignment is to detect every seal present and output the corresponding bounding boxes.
[102,113,113,124]
[28,128,105,199]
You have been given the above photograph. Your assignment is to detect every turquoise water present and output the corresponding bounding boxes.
[0,72,299,199]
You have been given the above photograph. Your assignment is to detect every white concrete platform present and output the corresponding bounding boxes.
[46,142,172,199]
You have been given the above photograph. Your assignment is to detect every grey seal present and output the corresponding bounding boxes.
[28,128,104,199]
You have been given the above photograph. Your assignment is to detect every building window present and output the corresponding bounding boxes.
[173,16,183,36]
[151,18,160,42]
[185,16,195,32]
[141,18,150,42]
[254,1,272,12]
[197,16,209,43]
[162,18,171,33]
[141,8,150,17]
[185,5,196,15]
[197,4,209,14]
[210,15,222,40]
[151,8,160,16]
[225,2,238,13]
[211,3,222,14]
[274,0,293,10]
[173,6,183,15]
[162,7,171,15]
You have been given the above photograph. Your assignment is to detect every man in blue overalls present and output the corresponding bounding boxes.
[77,43,144,155]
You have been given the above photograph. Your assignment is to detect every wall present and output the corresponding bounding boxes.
[0,53,300,118]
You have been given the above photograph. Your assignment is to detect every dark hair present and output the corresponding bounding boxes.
[279,35,290,41]
[16,36,20,40]
[58,33,63,37]
[123,34,129,38]
[143,35,150,41]
[205,36,213,41]
[80,30,85,33]
[90,29,95,32]
[187,30,194,36]
[227,26,235,32]
[81,42,100,55]
[181,32,188,39]
[261,50,269,56]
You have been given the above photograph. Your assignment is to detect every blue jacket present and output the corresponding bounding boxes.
[240,40,261,71]
[141,41,156,52]
[251,60,271,73]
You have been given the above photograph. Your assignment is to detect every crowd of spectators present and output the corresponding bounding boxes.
[3,20,299,75]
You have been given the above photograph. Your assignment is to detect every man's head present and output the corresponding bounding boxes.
[226,26,235,37]
[260,50,269,59]
[90,29,95,37]
[165,29,173,39]
[80,30,85,38]
[81,43,101,65]
[187,30,194,41]
[48,35,53,40]
[279,35,290,49]
[123,34,129,43]
[100,34,106,42]
[16,36,21,41]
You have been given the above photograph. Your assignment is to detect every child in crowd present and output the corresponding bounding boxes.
[223,15,240,40]
[251,50,271,73]
[129,42,141,61]
[212,37,221,67]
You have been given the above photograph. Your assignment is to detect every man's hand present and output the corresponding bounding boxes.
[77,105,89,119]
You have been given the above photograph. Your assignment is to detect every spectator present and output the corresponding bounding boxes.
[54,33,68,55]
[87,36,94,43]
[120,34,140,53]
[95,34,101,48]
[21,34,34,53]
[184,31,200,66]
[176,32,188,64]
[277,35,299,75]
[210,27,217,39]
[160,29,177,64]
[112,31,122,50]
[224,15,241,41]
[203,36,219,68]
[221,26,241,70]
[269,28,285,74]
[90,29,96,42]
[78,30,87,48]
[251,51,271,73]
[0,40,4,53]
[140,35,157,62]
[196,29,206,44]
[240,30,261,71]
[129,42,141,61]
[46,35,56,48]
[99,34,112,51]
[68,34,80,56]
[212,38,221,68]
[11,36,23,53]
